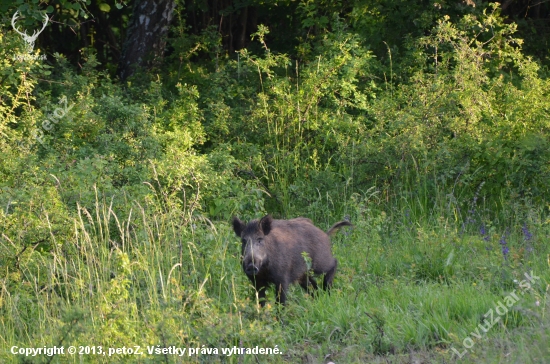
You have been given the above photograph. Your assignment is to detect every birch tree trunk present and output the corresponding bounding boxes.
[118,0,176,81]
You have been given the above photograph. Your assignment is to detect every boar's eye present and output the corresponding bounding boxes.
[256,237,263,244]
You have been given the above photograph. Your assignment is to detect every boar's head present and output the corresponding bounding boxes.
[232,215,273,276]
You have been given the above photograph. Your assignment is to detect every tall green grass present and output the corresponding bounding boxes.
[1,181,549,363]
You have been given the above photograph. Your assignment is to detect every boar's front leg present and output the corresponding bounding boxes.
[250,278,268,307]
[257,285,267,307]
[274,282,289,305]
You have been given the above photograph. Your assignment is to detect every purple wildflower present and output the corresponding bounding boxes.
[501,245,510,257]
[522,224,533,241]
[467,209,476,224]
[522,224,534,253]
[481,224,492,250]
[499,234,509,260]
[480,224,490,242]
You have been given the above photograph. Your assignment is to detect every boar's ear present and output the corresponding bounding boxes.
[259,215,273,235]
[232,217,245,237]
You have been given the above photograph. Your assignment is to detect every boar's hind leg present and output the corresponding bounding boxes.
[298,275,319,294]
[322,259,338,291]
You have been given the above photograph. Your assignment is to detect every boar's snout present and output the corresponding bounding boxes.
[242,253,263,275]
[244,261,260,275]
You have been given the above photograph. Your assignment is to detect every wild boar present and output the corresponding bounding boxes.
[232,215,352,306]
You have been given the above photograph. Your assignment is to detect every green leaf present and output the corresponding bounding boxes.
[98,3,111,12]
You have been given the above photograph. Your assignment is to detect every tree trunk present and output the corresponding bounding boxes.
[237,6,248,50]
[118,0,176,81]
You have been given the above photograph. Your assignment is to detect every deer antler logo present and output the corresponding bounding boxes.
[11,11,49,52]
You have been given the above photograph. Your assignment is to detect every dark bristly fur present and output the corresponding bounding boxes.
[232,215,352,306]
